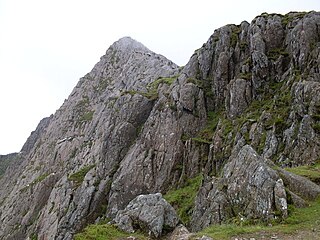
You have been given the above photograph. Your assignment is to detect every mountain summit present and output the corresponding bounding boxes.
[0,11,320,239]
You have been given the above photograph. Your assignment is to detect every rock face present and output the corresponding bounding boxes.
[0,153,21,177]
[113,193,179,238]
[0,12,320,240]
[191,145,287,231]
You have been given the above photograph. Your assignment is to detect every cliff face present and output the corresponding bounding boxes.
[0,12,320,239]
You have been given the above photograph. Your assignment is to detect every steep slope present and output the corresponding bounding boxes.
[0,37,179,239]
[0,11,320,240]
[0,153,21,178]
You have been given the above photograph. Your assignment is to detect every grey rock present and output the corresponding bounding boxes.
[1,11,320,240]
[0,37,179,239]
[113,193,179,238]
[20,115,53,155]
[168,224,193,240]
[278,169,320,201]
[287,190,308,208]
[226,78,252,118]
[191,145,287,231]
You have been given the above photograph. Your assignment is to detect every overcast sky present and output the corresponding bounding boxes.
[0,0,319,154]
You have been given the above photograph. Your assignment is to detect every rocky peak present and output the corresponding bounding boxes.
[112,36,151,53]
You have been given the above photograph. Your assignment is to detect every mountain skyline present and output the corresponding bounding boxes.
[1,0,319,154]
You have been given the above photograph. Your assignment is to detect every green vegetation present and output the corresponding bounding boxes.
[230,25,241,48]
[312,123,320,134]
[76,96,90,109]
[33,173,50,185]
[148,76,177,89]
[68,165,95,186]
[191,137,212,144]
[268,48,289,61]
[95,78,111,93]
[75,96,94,124]
[195,197,320,239]
[164,175,203,224]
[194,111,221,143]
[281,12,307,26]
[30,233,38,240]
[79,110,94,122]
[285,162,320,184]
[239,41,248,51]
[20,173,50,193]
[122,76,178,101]
[74,223,147,240]
[239,72,252,80]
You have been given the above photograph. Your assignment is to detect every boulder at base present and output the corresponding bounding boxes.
[113,193,179,238]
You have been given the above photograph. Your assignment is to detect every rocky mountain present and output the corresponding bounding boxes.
[0,153,21,178]
[0,11,320,240]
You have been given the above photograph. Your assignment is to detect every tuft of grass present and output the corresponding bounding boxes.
[312,123,320,134]
[196,111,221,142]
[238,72,252,80]
[68,164,95,187]
[79,110,94,122]
[122,89,158,101]
[74,223,147,240]
[122,75,178,101]
[268,48,289,61]
[191,138,212,144]
[20,173,50,193]
[285,163,320,184]
[195,197,320,239]
[148,76,177,90]
[164,175,203,225]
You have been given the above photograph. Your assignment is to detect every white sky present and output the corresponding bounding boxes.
[0,0,319,154]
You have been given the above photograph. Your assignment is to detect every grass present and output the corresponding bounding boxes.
[164,175,203,225]
[195,111,221,142]
[285,163,320,184]
[19,172,50,193]
[194,197,320,239]
[122,76,178,101]
[312,123,320,134]
[74,223,147,240]
[68,164,95,187]
[238,72,252,80]
[268,48,289,61]
[148,76,177,90]
[79,110,94,122]
[122,89,158,101]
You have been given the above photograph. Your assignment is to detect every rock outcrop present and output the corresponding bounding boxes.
[113,193,179,238]
[0,12,320,240]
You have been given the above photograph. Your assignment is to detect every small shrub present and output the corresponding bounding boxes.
[312,123,320,134]
[164,175,203,224]
[79,110,94,122]
[68,165,95,187]
[268,48,289,61]
[239,72,252,80]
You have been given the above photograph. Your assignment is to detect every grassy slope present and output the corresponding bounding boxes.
[195,197,320,239]
[74,223,147,240]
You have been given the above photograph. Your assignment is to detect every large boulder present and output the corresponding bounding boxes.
[191,145,288,231]
[113,193,179,238]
